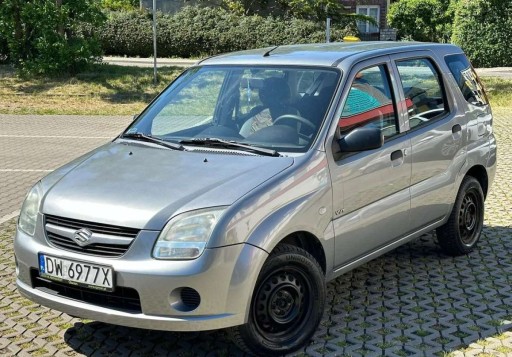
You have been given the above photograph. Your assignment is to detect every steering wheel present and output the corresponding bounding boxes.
[273,114,316,131]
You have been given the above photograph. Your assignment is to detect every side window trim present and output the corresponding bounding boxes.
[389,52,452,132]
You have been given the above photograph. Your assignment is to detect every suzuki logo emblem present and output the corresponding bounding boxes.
[73,228,93,247]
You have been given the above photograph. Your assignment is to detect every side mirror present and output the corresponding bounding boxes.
[338,127,383,152]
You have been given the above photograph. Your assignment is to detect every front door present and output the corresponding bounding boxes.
[326,59,412,269]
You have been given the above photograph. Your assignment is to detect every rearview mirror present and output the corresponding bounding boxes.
[338,127,383,152]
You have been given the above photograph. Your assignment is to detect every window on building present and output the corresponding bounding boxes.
[356,6,380,33]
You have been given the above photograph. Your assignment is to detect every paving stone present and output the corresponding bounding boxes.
[0,109,511,356]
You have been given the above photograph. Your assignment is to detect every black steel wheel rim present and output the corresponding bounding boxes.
[458,188,482,245]
[252,265,312,341]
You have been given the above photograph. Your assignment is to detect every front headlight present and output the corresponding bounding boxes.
[18,182,43,236]
[153,207,226,260]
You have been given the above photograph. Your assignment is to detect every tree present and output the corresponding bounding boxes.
[0,0,105,75]
[387,0,456,42]
[212,0,375,26]
[100,0,138,11]
[452,0,512,67]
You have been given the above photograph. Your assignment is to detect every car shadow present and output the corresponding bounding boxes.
[64,225,512,356]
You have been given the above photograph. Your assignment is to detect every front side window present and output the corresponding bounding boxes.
[357,6,380,33]
[445,54,488,107]
[128,66,340,153]
[396,58,448,130]
[340,65,398,140]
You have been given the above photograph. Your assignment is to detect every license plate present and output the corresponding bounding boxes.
[39,254,114,292]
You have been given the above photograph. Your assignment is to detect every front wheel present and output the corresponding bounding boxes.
[228,244,325,356]
[437,176,485,256]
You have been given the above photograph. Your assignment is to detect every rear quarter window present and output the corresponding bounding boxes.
[445,54,489,107]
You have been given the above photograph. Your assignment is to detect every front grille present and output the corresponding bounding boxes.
[44,215,140,257]
[31,269,142,313]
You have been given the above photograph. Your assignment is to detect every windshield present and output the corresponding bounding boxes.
[126,65,340,153]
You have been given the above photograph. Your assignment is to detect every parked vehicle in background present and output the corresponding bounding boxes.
[14,42,496,356]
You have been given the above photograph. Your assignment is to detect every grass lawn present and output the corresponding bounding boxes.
[0,63,510,115]
[0,64,183,115]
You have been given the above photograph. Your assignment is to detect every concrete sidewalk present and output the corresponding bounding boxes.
[103,56,198,68]
[475,67,512,79]
[103,56,512,78]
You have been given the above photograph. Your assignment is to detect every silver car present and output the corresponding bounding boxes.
[14,42,496,356]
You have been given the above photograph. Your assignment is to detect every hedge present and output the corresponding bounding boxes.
[452,0,512,68]
[100,7,357,58]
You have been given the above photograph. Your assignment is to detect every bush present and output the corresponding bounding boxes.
[452,0,512,68]
[100,6,357,58]
[101,0,138,11]
[387,0,454,42]
[101,11,153,57]
[0,0,105,75]
[0,35,8,63]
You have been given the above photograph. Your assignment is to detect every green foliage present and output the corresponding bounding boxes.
[100,6,357,58]
[0,35,8,63]
[452,0,512,68]
[212,0,371,24]
[277,0,345,22]
[0,0,105,75]
[100,0,138,11]
[388,0,455,42]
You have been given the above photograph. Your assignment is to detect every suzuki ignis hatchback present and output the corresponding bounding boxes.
[15,42,496,356]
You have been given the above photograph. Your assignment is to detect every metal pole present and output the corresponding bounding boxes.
[325,4,331,43]
[326,17,331,43]
[152,0,157,85]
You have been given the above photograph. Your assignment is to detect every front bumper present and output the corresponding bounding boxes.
[14,214,268,331]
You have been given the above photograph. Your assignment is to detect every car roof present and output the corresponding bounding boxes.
[198,42,463,67]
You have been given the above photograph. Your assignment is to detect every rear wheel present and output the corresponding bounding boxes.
[437,176,484,256]
[228,244,325,356]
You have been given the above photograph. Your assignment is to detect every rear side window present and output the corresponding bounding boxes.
[340,65,398,140]
[445,54,488,107]
[396,58,448,130]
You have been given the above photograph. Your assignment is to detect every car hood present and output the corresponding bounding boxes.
[42,141,294,230]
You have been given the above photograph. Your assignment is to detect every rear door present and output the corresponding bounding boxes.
[390,52,466,229]
[327,57,412,268]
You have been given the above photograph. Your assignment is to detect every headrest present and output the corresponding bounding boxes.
[259,77,291,106]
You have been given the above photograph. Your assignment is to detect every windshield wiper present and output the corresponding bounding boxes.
[180,138,281,157]
[121,133,185,151]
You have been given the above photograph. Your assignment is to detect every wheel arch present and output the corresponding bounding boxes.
[465,165,489,199]
[277,231,327,275]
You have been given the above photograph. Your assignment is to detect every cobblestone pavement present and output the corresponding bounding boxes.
[0,109,511,356]
[0,115,132,221]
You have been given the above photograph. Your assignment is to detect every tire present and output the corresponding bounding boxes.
[437,176,484,256]
[228,244,325,356]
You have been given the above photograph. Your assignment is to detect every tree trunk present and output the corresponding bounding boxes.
[56,0,65,37]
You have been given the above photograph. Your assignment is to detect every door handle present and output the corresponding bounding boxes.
[390,150,404,167]
[452,124,462,133]
[390,150,403,161]
[452,124,462,140]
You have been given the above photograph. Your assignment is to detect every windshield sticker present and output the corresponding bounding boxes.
[126,128,138,134]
